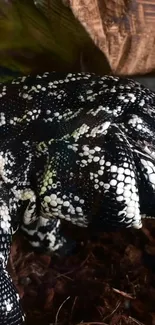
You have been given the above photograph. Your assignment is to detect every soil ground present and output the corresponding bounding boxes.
[9,220,155,325]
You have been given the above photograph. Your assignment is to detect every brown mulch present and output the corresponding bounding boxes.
[8,220,155,325]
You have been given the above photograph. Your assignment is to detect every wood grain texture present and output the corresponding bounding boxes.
[66,0,155,75]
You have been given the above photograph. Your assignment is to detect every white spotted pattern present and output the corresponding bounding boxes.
[0,72,154,323]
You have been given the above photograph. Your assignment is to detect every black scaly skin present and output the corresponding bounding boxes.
[0,72,155,323]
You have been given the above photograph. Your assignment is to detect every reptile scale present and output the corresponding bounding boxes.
[0,71,155,323]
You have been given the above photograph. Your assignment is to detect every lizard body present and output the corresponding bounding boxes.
[0,72,155,323]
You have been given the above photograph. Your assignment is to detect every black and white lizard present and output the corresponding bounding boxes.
[0,71,155,324]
